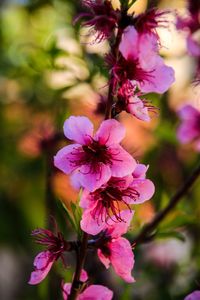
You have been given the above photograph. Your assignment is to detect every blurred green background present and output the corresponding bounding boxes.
[0,0,200,299]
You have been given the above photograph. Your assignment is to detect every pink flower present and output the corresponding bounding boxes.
[74,0,119,43]
[28,228,68,285]
[114,83,156,121]
[97,210,135,283]
[117,26,175,94]
[62,270,113,300]
[80,163,155,235]
[184,290,200,300]
[54,116,136,192]
[177,105,200,151]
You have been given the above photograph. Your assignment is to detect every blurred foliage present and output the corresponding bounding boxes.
[0,0,200,300]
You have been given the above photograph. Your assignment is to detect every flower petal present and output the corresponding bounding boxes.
[178,105,199,120]
[97,249,110,269]
[138,33,158,70]
[95,119,126,145]
[139,57,175,94]
[80,209,105,235]
[132,164,148,179]
[127,96,150,122]
[110,237,135,283]
[106,210,134,238]
[28,251,55,285]
[129,179,155,204]
[184,290,200,300]
[187,35,200,56]
[109,145,136,177]
[54,144,83,174]
[62,283,72,300]
[80,285,113,300]
[119,26,139,60]
[64,116,93,144]
[77,163,112,192]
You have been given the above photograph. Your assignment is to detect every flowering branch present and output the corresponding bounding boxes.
[132,162,200,245]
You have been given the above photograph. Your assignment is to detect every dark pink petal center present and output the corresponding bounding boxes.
[90,180,139,223]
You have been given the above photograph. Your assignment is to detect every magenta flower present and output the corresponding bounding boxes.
[54,116,136,192]
[184,290,200,300]
[97,210,135,283]
[74,0,119,43]
[62,270,113,300]
[80,163,155,235]
[28,228,68,285]
[177,105,200,151]
[117,26,175,94]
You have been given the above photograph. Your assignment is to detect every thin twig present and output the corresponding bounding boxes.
[68,233,89,300]
[132,162,200,245]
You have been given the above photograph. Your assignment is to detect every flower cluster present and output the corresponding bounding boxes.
[28,1,178,299]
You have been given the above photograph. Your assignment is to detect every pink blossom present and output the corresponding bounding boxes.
[74,0,119,43]
[97,210,135,283]
[80,163,155,235]
[118,26,175,94]
[28,228,68,285]
[54,116,136,192]
[177,105,200,151]
[115,83,155,121]
[62,270,113,300]
[184,290,200,300]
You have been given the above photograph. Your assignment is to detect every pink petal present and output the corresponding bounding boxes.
[109,175,133,190]
[109,145,136,177]
[94,119,126,145]
[62,283,72,300]
[138,33,158,71]
[119,26,139,60]
[129,179,155,204]
[80,209,105,235]
[28,251,55,285]
[127,96,150,122]
[79,189,92,209]
[132,164,148,179]
[64,116,93,145]
[178,105,199,120]
[54,144,83,174]
[187,36,200,57]
[106,210,134,238]
[109,237,135,283]
[184,291,200,300]
[77,163,112,192]
[80,269,88,282]
[80,285,113,300]
[97,249,111,269]
[177,123,199,144]
[139,57,175,94]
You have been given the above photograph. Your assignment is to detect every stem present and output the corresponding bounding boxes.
[132,162,200,245]
[68,233,89,300]
[105,28,123,120]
